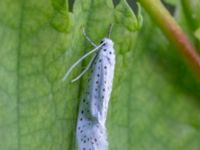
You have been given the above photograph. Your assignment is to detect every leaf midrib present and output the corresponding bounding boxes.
[17,0,26,149]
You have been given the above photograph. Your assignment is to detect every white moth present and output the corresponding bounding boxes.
[63,27,115,150]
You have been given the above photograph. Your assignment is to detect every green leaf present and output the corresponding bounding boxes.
[114,0,142,31]
[1,0,200,150]
[194,27,200,41]
[164,0,179,5]
[180,0,200,32]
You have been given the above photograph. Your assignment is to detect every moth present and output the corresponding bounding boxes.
[63,26,115,150]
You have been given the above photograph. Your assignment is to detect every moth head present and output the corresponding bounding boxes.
[100,38,114,47]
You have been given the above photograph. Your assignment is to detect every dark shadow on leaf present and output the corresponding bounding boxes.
[68,0,75,12]
[161,0,176,15]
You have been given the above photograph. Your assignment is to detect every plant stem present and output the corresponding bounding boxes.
[137,0,200,79]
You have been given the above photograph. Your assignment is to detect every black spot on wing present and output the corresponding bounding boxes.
[100,40,104,44]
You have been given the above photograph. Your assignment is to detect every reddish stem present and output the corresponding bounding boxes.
[138,0,200,79]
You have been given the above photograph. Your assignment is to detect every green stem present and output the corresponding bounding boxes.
[137,0,200,79]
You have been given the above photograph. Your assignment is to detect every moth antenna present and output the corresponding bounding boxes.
[82,27,97,47]
[62,44,103,81]
[108,24,113,38]
[71,53,97,83]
